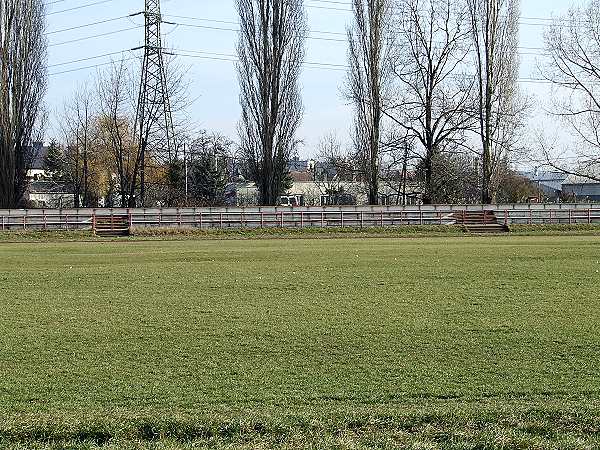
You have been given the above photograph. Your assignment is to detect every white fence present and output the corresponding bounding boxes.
[1,204,599,232]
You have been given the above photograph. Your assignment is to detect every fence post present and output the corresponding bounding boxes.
[280,211,284,228]
[360,211,364,228]
[300,211,304,228]
[341,211,344,228]
[569,209,572,225]
[65,214,68,231]
[589,209,592,224]
[43,211,47,230]
[529,209,532,225]
[129,212,133,228]
[381,211,384,227]
[199,211,203,229]
[439,212,442,225]
[1,215,4,230]
[23,215,26,230]
[220,212,223,228]
[321,211,325,228]
[92,213,96,233]
[261,211,264,228]
[419,210,423,226]
[504,210,508,226]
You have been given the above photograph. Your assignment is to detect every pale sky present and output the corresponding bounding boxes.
[46,0,575,161]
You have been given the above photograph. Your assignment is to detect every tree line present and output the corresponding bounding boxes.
[1,0,600,208]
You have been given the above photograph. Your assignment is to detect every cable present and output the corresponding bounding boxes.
[305,0,587,25]
[48,50,131,68]
[162,19,550,57]
[47,0,118,16]
[47,46,563,85]
[46,15,132,35]
[49,25,142,47]
[49,55,138,76]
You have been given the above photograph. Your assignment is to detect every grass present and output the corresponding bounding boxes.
[1,235,600,448]
[1,223,600,243]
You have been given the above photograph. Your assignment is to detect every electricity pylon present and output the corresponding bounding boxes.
[135,0,176,206]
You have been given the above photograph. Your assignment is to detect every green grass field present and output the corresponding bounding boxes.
[1,235,600,449]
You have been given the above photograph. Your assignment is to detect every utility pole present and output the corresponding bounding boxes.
[134,0,176,207]
[184,142,188,206]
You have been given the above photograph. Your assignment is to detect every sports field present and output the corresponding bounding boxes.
[1,235,600,449]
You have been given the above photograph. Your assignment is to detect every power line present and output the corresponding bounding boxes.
[303,0,584,28]
[49,55,137,76]
[48,49,132,68]
[46,15,133,35]
[48,45,560,86]
[47,0,118,16]
[49,25,142,47]
[161,17,550,57]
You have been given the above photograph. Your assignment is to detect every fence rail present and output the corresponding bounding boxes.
[1,205,600,232]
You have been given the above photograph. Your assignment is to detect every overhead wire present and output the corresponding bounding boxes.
[46,0,118,16]
[44,7,573,84]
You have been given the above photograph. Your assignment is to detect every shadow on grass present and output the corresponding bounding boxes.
[2,403,600,449]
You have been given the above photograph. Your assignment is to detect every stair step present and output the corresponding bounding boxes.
[94,215,130,237]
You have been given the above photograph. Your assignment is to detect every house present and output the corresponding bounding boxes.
[26,181,75,208]
[224,156,423,206]
[23,143,77,207]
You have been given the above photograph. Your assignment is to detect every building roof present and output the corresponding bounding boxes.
[290,170,313,182]
[563,165,600,185]
[29,142,48,171]
[519,170,569,192]
[288,157,310,172]
[564,174,600,185]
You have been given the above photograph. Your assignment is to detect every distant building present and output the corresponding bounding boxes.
[27,142,49,181]
[22,143,77,208]
[562,173,600,202]
[519,170,568,200]
[26,181,75,208]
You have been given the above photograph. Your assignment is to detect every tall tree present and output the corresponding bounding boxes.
[0,0,47,208]
[96,62,141,207]
[347,0,391,205]
[388,0,474,204]
[540,0,600,181]
[468,0,523,203]
[61,87,96,207]
[237,0,306,205]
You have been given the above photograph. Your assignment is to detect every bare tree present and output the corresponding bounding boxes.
[60,87,96,207]
[540,0,600,181]
[468,0,523,203]
[347,0,392,205]
[237,0,306,206]
[0,0,47,208]
[96,61,141,207]
[313,133,359,203]
[387,0,474,204]
[139,58,192,207]
[379,132,420,205]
